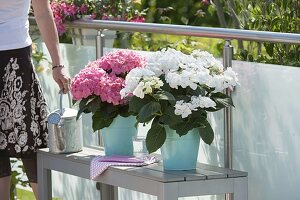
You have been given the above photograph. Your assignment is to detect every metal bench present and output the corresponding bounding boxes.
[37,147,248,200]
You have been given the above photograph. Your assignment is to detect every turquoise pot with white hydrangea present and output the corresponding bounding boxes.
[160,126,200,170]
[121,48,238,166]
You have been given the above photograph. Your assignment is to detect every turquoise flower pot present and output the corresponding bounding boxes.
[101,115,137,156]
[161,127,200,170]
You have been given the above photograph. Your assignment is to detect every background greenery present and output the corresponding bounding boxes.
[16,188,61,200]
[56,0,299,66]
[114,0,299,66]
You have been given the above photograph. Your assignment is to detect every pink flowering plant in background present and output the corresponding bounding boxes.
[50,0,88,35]
[50,0,147,35]
[70,50,146,131]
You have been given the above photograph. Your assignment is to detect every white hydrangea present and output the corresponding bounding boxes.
[208,75,226,92]
[121,48,238,112]
[174,95,216,118]
[149,77,164,89]
[192,50,215,60]
[165,72,181,89]
[174,100,194,118]
[147,49,181,75]
[192,50,224,74]
[190,95,216,108]
[132,82,145,99]
[120,67,155,98]
[223,67,239,87]
[131,77,163,99]
[165,69,198,90]
[189,66,211,85]
[208,67,238,92]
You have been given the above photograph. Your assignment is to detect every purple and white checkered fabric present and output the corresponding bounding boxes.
[90,155,157,180]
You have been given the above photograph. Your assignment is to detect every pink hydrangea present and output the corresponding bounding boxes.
[98,50,147,75]
[100,75,125,105]
[70,50,146,106]
[70,67,106,100]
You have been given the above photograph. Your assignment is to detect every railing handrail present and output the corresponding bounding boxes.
[29,17,300,45]
[66,19,300,45]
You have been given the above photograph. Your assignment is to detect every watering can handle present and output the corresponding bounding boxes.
[59,90,72,114]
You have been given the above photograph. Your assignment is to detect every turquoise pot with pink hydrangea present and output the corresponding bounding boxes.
[101,115,137,156]
[70,50,146,155]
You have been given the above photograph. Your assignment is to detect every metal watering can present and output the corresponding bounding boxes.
[47,91,82,154]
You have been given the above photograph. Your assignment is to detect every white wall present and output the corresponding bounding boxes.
[232,61,300,200]
[199,61,300,200]
[37,43,300,200]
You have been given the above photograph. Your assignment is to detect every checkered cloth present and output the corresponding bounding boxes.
[90,155,157,180]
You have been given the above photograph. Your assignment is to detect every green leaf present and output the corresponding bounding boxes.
[153,90,176,104]
[105,103,118,114]
[189,110,208,128]
[186,85,206,96]
[86,96,101,113]
[206,92,234,112]
[215,96,234,107]
[137,101,161,123]
[159,106,184,126]
[146,123,166,153]
[118,105,132,117]
[198,122,214,145]
[159,107,207,135]
[92,111,115,131]
[95,103,118,119]
[161,77,172,92]
[129,95,152,114]
[75,96,101,120]
[170,120,195,136]
[265,43,274,57]
[76,98,90,120]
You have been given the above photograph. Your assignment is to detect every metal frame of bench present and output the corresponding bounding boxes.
[37,147,248,200]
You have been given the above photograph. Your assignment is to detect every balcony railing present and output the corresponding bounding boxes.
[66,19,300,43]
[29,17,300,200]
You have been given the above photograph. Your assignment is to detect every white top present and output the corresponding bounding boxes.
[0,0,32,51]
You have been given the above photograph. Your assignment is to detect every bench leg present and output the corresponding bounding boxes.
[233,177,248,200]
[157,183,178,200]
[37,153,52,200]
[99,183,118,200]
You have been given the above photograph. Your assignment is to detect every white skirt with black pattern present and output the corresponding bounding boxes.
[0,46,48,158]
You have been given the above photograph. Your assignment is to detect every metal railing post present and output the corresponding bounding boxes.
[223,40,234,200]
[96,29,104,147]
[96,30,117,200]
[96,29,104,59]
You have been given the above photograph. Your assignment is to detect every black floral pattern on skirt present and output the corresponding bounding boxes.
[0,46,48,158]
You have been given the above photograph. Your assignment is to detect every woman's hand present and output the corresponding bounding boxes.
[52,66,70,93]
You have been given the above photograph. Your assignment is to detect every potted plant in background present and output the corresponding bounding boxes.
[70,50,146,156]
[50,0,147,46]
[121,48,238,170]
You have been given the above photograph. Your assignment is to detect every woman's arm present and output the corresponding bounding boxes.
[31,0,70,93]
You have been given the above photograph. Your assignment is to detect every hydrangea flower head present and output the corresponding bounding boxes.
[98,50,147,75]
[122,48,239,119]
[71,50,146,106]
